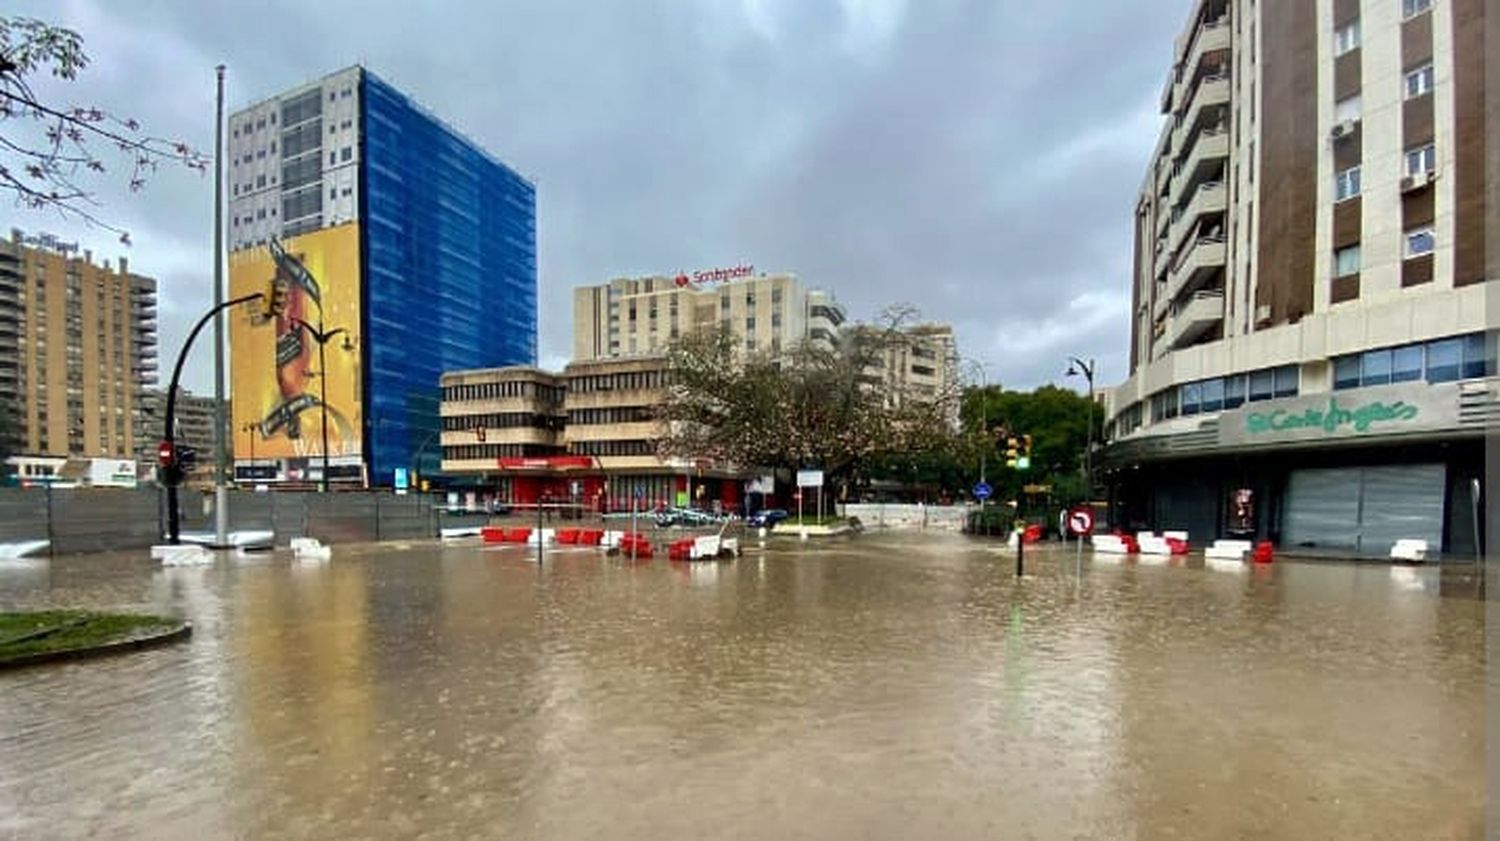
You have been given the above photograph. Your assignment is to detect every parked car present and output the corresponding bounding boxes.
[655,507,731,528]
[747,508,790,529]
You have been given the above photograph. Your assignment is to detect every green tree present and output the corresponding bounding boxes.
[658,310,960,501]
[960,383,1101,506]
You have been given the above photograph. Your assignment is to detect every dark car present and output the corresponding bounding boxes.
[747,508,790,529]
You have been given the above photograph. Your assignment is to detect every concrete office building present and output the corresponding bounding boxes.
[571,268,845,360]
[440,355,742,511]
[227,66,536,488]
[0,229,157,459]
[1100,0,1493,557]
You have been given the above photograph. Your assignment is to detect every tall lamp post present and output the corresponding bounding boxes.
[1065,356,1097,501]
[289,318,348,492]
[962,359,989,493]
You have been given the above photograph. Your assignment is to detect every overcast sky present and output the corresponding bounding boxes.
[9,0,1185,395]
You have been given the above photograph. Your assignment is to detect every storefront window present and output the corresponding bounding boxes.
[1273,365,1298,398]
[1249,369,1274,401]
[1200,377,1224,412]
[1426,339,1461,382]
[1223,374,1246,409]
[1391,345,1423,382]
[1360,349,1392,386]
[1461,333,1493,379]
[1333,356,1361,390]
[1181,382,1202,416]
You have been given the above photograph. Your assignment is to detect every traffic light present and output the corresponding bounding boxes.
[1005,436,1020,468]
[1017,434,1033,471]
[157,439,184,487]
[263,275,289,318]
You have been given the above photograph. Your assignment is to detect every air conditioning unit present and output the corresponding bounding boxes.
[1329,119,1358,140]
[1400,170,1436,193]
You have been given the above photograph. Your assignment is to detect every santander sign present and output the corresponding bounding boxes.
[674,264,755,287]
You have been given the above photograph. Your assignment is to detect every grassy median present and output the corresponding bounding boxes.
[0,611,183,665]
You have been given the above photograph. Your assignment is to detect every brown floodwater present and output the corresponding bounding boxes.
[0,534,1487,840]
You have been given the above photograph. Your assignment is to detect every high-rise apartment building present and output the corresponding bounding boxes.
[1101,0,1493,557]
[571,268,845,360]
[227,66,536,488]
[846,323,960,410]
[0,229,157,459]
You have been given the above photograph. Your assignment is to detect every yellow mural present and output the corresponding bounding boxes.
[230,223,363,463]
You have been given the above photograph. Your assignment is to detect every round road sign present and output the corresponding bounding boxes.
[973,481,992,501]
[1066,506,1094,536]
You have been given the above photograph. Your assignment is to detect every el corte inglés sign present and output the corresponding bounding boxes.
[1218,382,1459,447]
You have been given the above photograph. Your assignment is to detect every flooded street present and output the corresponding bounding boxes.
[0,534,1486,840]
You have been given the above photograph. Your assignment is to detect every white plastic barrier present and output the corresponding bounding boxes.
[1138,535,1172,555]
[1092,535,1131,554]
[290,537,332,561]
[0,540,49,559]
[1205,539,1252,560]
[691,535,721,560]
[1163,530,1189,543]
[1390,539,1429,562]
[440,526,483,540]
[602,530,624,549]
[153,544,213,566]
[525,529,557,546]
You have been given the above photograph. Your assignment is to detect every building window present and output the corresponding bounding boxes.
[1361,349,1393,386]
[1392,345,1423,382]
[1405,143,1436,177]
[1335,166,1361,201]
[340,147,351,162]
[1333,355,1362,389]
[1334,244,1361,277]
[1402,0,1431,18]
[1403,227,1435,258]
[1334,94,1361,124]
[1426,338,1461,382]
[1331,332,1492,389]
[1334,20,1360,56]
[1404,63,1434,99]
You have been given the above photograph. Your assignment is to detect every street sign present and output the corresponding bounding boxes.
[394,467,409,495]
[1022,484,1053,494]
[634,484,646,500]
[1067,506,1094,536]
[796,469,824,487]
[973,481,992,501]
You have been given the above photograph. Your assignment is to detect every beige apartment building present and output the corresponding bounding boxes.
[0,229,158,459]
[1101,0,1492,557]
[846,323,960,411]
[572,269,845,360]
[135,388,229,485]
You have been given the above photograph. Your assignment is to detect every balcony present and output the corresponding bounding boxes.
[1159,235,1227,316]
[1177,18,1230,99]
[1168,179,1226,255]
[1165,290,1224,350]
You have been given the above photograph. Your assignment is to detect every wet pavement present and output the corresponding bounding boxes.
[0,534,1486,840]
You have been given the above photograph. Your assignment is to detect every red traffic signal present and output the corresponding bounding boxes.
[157,439,175,467]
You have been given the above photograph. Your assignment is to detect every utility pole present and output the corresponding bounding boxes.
[212,64,229,547]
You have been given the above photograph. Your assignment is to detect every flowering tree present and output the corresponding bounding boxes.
[658,307,962,501]
[0,16,209,242]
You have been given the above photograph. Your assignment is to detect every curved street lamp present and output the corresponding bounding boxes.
[1065,356,1097,501]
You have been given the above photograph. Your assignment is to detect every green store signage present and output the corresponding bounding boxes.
[1245,397,1420,437]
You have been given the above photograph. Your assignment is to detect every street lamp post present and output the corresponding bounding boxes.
[240,422,258,481]
[290,318,347,493]
[1065,356,1097,501]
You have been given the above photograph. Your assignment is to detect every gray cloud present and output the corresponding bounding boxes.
[9,0,1184,394]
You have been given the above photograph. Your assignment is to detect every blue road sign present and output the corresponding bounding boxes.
[634,484,646,500]
[973,481,992,501]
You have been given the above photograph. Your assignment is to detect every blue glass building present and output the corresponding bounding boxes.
[228,66,535,488]
[359,70,537,486]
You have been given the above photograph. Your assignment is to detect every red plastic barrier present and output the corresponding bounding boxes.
[1122,536,1140,553]
[1023,524,1042,544]
[578,529,604,546]
[505,527,532,543]
[481,527,506,544]
[557,529,580,545]
[668,538,694,561]
[1252,541,1274,564]
[1165,537,1190,555]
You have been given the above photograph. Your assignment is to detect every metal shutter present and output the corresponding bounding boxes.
[1284,468,1361,550]
[1356,464,1444,555]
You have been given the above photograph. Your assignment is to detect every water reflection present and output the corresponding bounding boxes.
[0,536,1485,840]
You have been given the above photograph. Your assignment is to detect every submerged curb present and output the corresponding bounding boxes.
[0,621,192,671]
